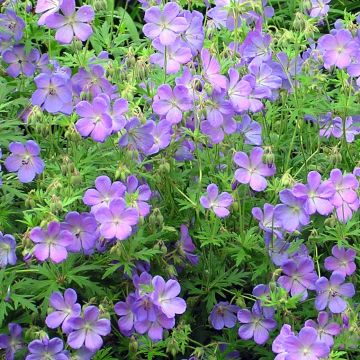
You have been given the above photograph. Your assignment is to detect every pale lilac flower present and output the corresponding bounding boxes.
[45,0,94,44]
[26,336,68,360]
[35,0,63,25]
[239,31,272,63]
[125,175,152,217]
[233,147,276,192]
[94,199,139,241]
[237,308,276,345]
[309,0,331,18]
[331,116,360,143]
[30,221,73,263]
[151,276,186,318]
[67,306,111,352]
[272,324,294,360]
[274,190,310,232]
[143,2,188,46]
[201,49,227,92]
[146,120,172,155]
[252,203,283,239]
[292,171,335,216]
[283,326,330,360]
[83,175,126,214]
[5,140,45,183]
[305,311,341,347]
[0,10,25,41]
[227,68,252,112]
[0,232,17,268]
[324,245,356,276]
[200,183,233,218]
[237,114,262,145]
[114,294,136,336]
[209,302,239,330]
[45,288,81,334]
[200,115,237,144]
[278,258,318,301]
[315,271,355,313]
[180,10,204,55]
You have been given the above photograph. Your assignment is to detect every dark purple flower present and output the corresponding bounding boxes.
[61,212,98,254]
[26,336,68,360]
[29,221,73,263]
[46,288,81,334]
[237,308,276,345]
[0,10,25,41]
[83,175,126,214]
[152,84,192,124]
[151,276,186,318]
[178,224,198,265]
[324,245,356,276]
[283,326,330,360]
[31,73,72,114]
[329,169,359,223]
[233,147,276,192]
[67,306,111,352]
[0,323,23,360]
[201,49,227,92]
[2,44,39,77]
[209,302,239,330]
[45,0,94,44]
[125,175,152,217]
[274,190,310,232]
[0,232,17,268]
[200,183,233,218]
[292,171,335,216]
[150,37,192,74]
[315,271,355,313]
[317,30,357,69]
[143,2,188,45]
[5,140,45,183]
[94,199,139,241]
[75,95,112,142]
[237,114,262,145]
[305,311,341,347]
[278,258,318,300]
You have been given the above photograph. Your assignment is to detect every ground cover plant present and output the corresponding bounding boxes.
[0,0,360,359]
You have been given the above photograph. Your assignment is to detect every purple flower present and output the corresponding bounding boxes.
[201,115,237,144]
[239,31,272,63]
[0,10,25,41]
[252,284,275,319]
[283,326,330,360]
[272,324,294,360]
[209,302,238,330]
[125,175,152,217]
[331,116,360,143]
[143,2,188,45]
[118,117,155,153]
[237,114,262,145]
[315,271,355,313]
[0,323,23,360]
[45,0,94,44]
[309,0,330,18]
[200,183,233,218]
[5,140,45,183]
[75,95,113,142]
[277,258,318,301]
[151,276,186,318]
[292,171,335,216]
[152,84,192,124]
[61,212,98,254]
[150,37,192,74]
[252,203,283,240]
[204,90,234,127]
[180,10,204,55]
[324,245,356,276]
[2,44,40,77]
[233,147,276,192]
[26,336,68,360]
[178,224,198,265]
[29,221,73,263]
[0,232,17,268]
[35,0,62,25]
[46,288,81,334]
[83,175,126,214]
[201,49,227,92]
[146,119,172,155]
[274,190,310,232]
[114,294,136,336]
[329,169,359,223]
[67,306,111,352]
[31,73,72,114]
[227,68,252,112]
[305,311,341,347]
[237,308,276,345]
[94,199,139,241]
[317,30,357,69]
[110,98,128,133]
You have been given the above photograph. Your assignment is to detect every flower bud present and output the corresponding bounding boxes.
[129,336,138,353]
[93,0,107,11]
[166,338,180,357]
[281,171,295,187]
